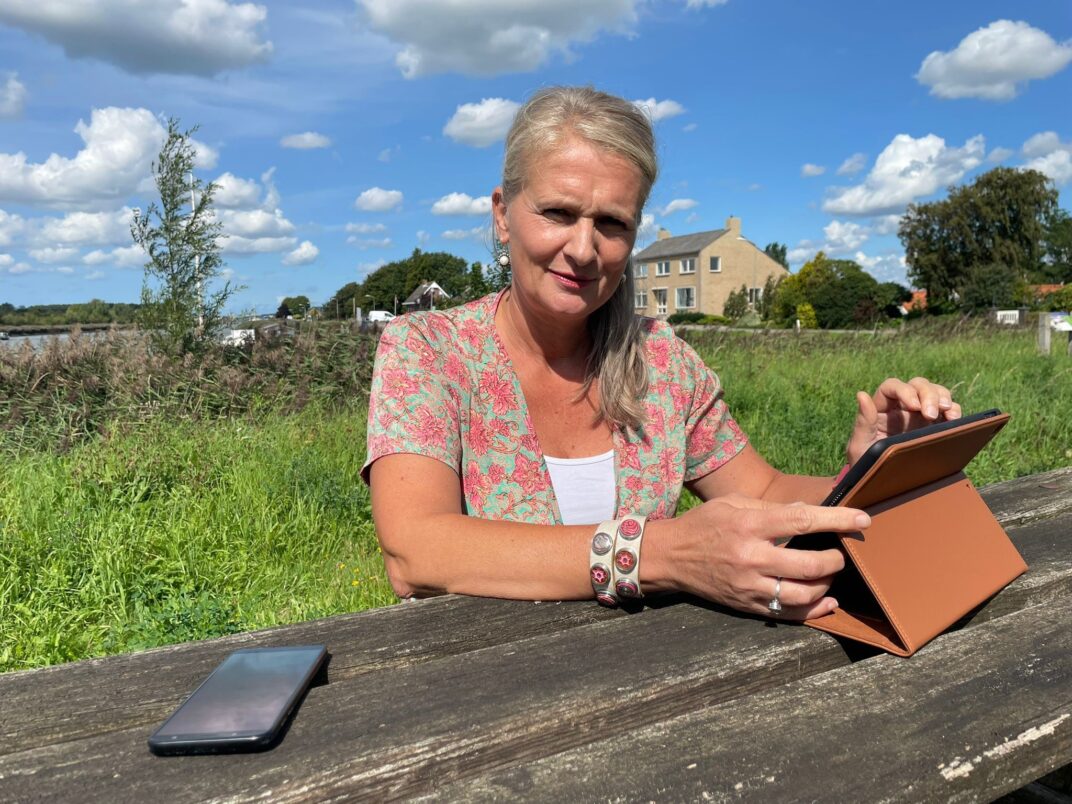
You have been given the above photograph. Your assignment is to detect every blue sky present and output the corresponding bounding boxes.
[0,1,1069,312]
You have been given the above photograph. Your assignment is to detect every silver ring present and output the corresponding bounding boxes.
[768,577,783,615]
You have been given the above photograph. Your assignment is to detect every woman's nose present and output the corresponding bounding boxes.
[563,219,596,266]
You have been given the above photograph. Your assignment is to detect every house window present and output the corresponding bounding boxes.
[653,288,668,316]
[635,263,648,279]
[748,287,762,305]
[709,256,722,272]
[656,261,670,276]
[635,290,648,309]
[680,258,695,274]
[676,287,696,309]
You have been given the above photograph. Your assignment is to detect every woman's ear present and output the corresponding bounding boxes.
[491,186,509,244]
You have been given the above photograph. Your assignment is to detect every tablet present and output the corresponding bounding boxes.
[823,408,1005,508]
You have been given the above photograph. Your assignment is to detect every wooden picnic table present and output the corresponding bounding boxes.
[3,467,1071,802]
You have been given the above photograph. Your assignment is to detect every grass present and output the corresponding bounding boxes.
[3,319,1071,671]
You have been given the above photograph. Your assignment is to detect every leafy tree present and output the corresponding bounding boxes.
[900,167,1058,307]
[324,249,471,318]
[280,295,311,316]
[275,302,291,319]
[758,274,781,321]
[132,119,236,354]
[1042,208,1072,283]
[770,252,907,329]
[723,284,748,320]
[763,242,789,270]
[796,302,818,329]
[959,262,1016,313]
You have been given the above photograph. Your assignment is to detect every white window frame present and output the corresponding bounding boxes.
[680,258,696,274]
[652,287,668,316]
[748,287,762,305]
[709,256,722,273]
[634,289,648,309]
[655,260,671,277]
[675,286,696,310]
[634,262,648,279]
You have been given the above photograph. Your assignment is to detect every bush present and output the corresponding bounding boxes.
[667,311,706,324]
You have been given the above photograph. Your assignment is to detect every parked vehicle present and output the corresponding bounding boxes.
[367,310,395,323]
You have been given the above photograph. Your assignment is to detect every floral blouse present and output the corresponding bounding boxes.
[362,290,748,523]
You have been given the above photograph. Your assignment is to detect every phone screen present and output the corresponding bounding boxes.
[150,645,326,753]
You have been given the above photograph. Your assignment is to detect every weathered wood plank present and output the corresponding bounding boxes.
[2,512,1070,803]
[424,598,1072,803]
[979,466,1072,528]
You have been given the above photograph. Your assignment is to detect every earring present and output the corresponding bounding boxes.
[494,243,511,272]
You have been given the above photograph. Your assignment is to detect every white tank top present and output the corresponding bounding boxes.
[543,449,616,525]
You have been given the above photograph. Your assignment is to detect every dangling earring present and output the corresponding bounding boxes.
[494,242,511,276]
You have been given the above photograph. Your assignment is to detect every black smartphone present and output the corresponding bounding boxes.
[148,645,328,755]
[822,408,1003,506]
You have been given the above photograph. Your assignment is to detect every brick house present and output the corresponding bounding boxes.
[632,217,789,318]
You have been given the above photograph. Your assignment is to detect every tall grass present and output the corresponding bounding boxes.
[3,319,1070,671]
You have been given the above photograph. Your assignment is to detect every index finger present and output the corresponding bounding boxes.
[758,503,871,540]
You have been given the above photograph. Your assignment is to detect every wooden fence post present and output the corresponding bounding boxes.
[1038,313,1051,355]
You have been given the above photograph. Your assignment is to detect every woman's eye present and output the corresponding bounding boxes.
[543,208,570,220]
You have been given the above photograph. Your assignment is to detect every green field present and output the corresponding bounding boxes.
[2,321,1070,671]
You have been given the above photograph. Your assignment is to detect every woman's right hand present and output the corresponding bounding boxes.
[651,494,870,620]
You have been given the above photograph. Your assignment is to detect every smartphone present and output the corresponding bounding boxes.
[148,645,328,755]
[822,408,1003,507]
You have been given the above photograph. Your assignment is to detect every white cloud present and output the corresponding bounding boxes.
[443,98,520,147]
[822,133,985,216]
[1022,131,1072,185]
[56,266,75,274]
[836,153,867,176]
[378,146,400,162]
[347,236,393,249]
[0,73,26,118]
[213,172,262,208]
[660,198,698,216]
[916,20,1072,100]
[871,214,902,236]
[787,220,870,264]
[632,98,685,123]
[801,163,826,178]
[747,183,763,192]
[219,208,295,238]
[283,240,319,266]
[431,192,491,216]
[685,0,729,7]
[280,131,331,149]
[987,147,1014,164]
[357,259,387,277]
[355,187,403,212]
[787,246,815,265]
[219,235,296,255]
[442,227,484,241]
[683,123,698,133]
[0,107,166,209]
[83,244,145,268]
[636,212,657,244]
[0,209,26,246]
[37,207,135,246]
[29,246,79,264]
[345,222,387,235]
[0,0,272,76]
[0,254,12,266]
[85,269,106,280]
[416,230,430,246]
[854,252,909,284]
[358,0,639,77]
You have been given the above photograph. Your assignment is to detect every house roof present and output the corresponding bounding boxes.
[402,281,451,306]
[634,229,727,260]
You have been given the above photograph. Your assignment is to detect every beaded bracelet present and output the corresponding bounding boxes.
[590,519,620,607]
[612,514,647,601]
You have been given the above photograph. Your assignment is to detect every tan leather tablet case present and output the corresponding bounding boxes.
[793,413,1026,656]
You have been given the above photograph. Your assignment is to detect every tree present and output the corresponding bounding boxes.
[764,242,789,270]
[132,119,236,354]
[324,249,471,318]
[959,263,1016,312]
[275,301,291,319]
[770,252,907,329]
[1042,208,1072,283]
[281,295,311,316]
[723,285,748,320]
[900,167,1059,307]
[758,274,781,321]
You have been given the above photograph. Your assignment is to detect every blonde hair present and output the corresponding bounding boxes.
[500,86,658,431]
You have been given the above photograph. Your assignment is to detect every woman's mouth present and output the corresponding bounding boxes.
[548,269,596,289]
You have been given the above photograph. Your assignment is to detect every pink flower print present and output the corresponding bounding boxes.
[380,368,421,399]
[511,453,545,496]
[468,416,492,456]
[625,475,645,492]
[519,431,540,455]
[618,442,641,470]
[458,319,485,349]
[463,460,491,499]
[443,353,468,385]
[650,338,672,372]
[487,463,507,485]
[411,407,446,450]
[480,369,517,415]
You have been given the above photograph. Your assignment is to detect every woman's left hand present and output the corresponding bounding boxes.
[845,377,962,465]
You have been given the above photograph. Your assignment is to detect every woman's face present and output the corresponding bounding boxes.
[493,136,643,324]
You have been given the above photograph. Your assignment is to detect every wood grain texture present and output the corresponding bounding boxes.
[425,598,1072,803]
[1,470,1069,803]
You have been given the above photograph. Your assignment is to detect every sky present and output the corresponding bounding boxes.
[0,1,1069,313]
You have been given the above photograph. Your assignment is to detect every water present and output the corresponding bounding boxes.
[0,331,102,350]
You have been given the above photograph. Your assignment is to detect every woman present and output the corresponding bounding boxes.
[364,86,959,619]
